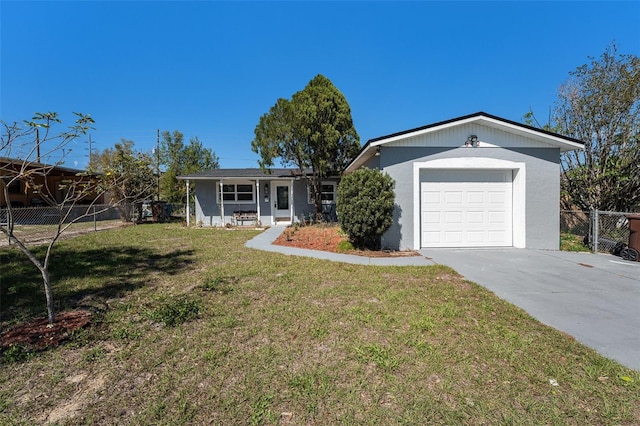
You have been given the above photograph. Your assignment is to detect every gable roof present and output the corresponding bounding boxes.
[345,112,585,172]
[177,168,309,180]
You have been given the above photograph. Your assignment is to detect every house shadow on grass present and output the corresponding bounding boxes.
[0,245,195,325]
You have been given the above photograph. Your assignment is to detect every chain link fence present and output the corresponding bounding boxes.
[0,204,186,246]
[0,202,193,247]
[561,209,634,254]
[0,204,125,247]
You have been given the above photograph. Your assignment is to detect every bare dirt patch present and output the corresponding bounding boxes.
[0,221,130,247]
[1,310,92,350]
[41,372,106,424]
[273,225,420,257]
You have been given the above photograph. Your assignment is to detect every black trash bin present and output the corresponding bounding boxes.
[621,214,640,262]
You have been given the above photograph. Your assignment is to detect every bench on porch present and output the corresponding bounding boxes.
[232,210,258,226]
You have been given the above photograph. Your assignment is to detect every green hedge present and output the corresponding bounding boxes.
[337,168,395,250]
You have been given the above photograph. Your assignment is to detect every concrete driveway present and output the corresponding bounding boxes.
[420,248,640,371]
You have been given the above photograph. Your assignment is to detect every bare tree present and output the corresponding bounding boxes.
[527,44,640,212]
[90,139,157,221]
[1,112,112,324]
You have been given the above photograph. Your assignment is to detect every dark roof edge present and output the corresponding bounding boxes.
[368,111,585,145]
[0,156,88,174]
[177,167,341,180]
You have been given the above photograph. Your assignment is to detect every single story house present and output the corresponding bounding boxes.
[180,112,584,250]
[177,168,339,227]
[345,112,584,250]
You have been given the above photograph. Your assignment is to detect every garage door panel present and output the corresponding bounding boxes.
[422,211,440,224]
[421,170,512,248]
[488,211,506,224]
[467,211,484,223]
[444,211,463,224]
[467,191,484,204]
[423,191,440,204]
[423,231,441,244]
[467,231,484,243]
[488,191,506,204]
[444,231,463,244]
[488,231,507,243]
[445,192,463,204]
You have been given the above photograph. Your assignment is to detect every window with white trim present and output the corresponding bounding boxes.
[219,182,255,203]
[307,182,337,204]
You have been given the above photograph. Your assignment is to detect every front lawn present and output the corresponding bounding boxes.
[0,224,638,424]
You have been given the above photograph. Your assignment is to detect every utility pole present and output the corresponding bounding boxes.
[87,134,93,170]
[156,129,160,201]
[36,128,41,163]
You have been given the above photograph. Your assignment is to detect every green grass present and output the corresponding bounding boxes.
[0,224,638,424]
[561,232,590,252]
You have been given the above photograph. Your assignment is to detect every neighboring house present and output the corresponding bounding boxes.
[0,157,105,208]
[345,112,584,250]
[177,168,339,226]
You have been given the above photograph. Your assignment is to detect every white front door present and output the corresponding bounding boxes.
[420,170,513,247]
[271,182,292,224]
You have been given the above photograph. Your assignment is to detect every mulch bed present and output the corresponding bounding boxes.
[272,225,420,257]
[1,310,92,351]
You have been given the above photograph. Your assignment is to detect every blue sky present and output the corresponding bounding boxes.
[1,1,639,170]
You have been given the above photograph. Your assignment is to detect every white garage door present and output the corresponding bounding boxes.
[421,170,513,248]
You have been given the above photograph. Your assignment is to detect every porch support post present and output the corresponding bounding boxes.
[256,180,261,225]
[290,178,294,222]
[186,180,190,227]
[220,180,225,225]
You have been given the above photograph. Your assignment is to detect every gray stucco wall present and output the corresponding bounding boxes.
[193,178,333,226]
[378,146,560,250]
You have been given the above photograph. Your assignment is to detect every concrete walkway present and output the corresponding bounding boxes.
[245,226,432,266]
[246,227,640,371]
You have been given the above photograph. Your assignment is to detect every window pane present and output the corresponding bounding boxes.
[237,184,253,193]
[320,183,335,203]
[237,193,253,201]
[222,184,235,193]
[222,193,235,201]
[276,186,289,209]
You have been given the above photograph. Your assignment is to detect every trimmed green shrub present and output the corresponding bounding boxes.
[337,168,395,250]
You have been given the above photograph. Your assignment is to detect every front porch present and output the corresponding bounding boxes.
[178,168,329,227]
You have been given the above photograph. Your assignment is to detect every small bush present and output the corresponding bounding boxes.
[1,345,35,364]
[149,297,201,327]
[337,168,395,250]
[201,276,235,294]
[336,240,354,252]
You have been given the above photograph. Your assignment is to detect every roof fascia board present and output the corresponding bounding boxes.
[177,175,308,181]
[344,148,374,173]
[475,116,584,151]
[372,115,480,145]
[346,113,584,172]
[373,115,583,151]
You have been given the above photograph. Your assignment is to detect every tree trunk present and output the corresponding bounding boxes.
[41,267,55,324]
[6,232,57,324]
[311,176,323,221]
